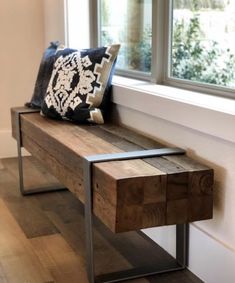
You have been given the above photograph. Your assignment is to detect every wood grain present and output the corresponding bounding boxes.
[0,199,53,283]
[11,107,214,233]
[30,234,89,283]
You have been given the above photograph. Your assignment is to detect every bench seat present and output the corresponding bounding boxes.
[11,107,213,233]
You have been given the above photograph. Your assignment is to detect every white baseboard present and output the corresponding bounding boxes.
[0,129,29,158]
[144,224,235,283]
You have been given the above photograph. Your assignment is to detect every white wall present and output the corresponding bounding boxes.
[0,0,66,158]
[0,0,44,158]
[43,0,65,46]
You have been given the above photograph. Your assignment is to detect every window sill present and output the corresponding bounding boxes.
[112,76,235,144]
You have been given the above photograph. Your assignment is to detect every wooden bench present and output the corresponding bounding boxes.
[11,106,213,282]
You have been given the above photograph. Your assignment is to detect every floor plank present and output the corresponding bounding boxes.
[31,234,88,283]
[0,165,59,238]
[0,198,53,283]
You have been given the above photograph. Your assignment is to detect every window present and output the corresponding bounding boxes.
[98,0,152,74]
[66,0,235,97]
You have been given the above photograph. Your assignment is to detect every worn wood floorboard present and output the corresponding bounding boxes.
[0,198,53,283]
[0,157,203,283]
[0,159,4,170]
[0,160,59,238]
[30,234,88,283]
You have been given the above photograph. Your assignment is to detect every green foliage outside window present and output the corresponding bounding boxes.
[126,27,152,72]
[174,0,226,10]
[172,1,235,87]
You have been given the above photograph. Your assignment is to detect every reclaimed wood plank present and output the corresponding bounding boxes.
[95,124,213,224]
[164,155,213,222]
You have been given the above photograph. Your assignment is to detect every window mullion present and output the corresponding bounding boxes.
[165,0,173,81]
[151,0,168,84]
[89,0,98,48]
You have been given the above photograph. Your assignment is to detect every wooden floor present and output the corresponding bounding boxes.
[0,157,203,283]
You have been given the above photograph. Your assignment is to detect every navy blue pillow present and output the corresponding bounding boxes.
[41,44,120,124]
[25,41,63,109]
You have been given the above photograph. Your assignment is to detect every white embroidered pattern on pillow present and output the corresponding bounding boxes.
[45,52,96,116]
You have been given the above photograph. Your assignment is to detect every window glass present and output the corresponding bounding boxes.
[171,0,235,88]
[66,0,90,49]
[99,0,152,73]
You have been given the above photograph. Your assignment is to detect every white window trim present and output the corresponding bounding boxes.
[112,75,235,144]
